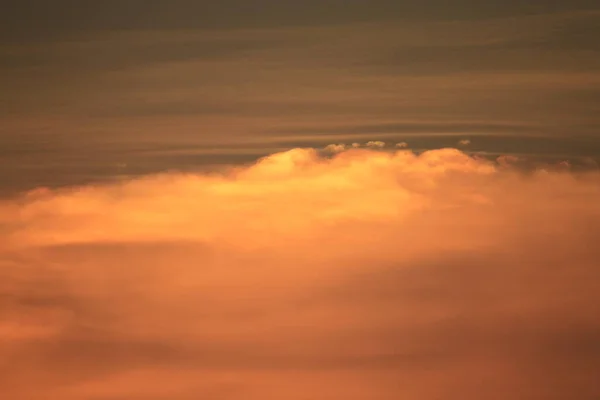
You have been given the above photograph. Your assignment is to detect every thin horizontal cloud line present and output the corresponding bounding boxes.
[260,121,551,135]
[260,131,556,144]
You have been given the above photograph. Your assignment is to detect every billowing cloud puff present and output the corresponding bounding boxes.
[395,142,408,148]
[496,154,521,167]
[458,139,471,146]
[1,148,600,400]
[323,143,346,154]
[366,140,386,148]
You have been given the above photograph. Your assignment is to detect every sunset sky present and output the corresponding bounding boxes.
[1,0,600,193]
[1,1,600,399]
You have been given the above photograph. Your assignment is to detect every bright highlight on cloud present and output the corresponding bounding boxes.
[323,143,346,154]
[1,148,600,400]
[366,140,386,149]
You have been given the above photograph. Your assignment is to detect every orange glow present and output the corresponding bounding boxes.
[1,148,599,399]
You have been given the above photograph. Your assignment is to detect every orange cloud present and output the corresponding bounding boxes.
[323,143,346,154]
[366,140,386,149]
[1,148,599,399]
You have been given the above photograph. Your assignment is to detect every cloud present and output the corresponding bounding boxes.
[557,160,572,170]
[395,142,408,148]
[1,148,600,399]
[581,156,599,169]
[496,154,521,167]
[323,143,346,154]
[366,140,386,149]
[458,139,471,146]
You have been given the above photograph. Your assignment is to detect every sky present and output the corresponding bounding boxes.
[1,1,600,399]
[1,0,599,193]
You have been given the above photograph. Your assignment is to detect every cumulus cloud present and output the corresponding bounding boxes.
[366,140,385,148]
[323,143,346,154]
[395,141,408,148]
[1,148,600,400]
[496,154,521,168]
[458,139,471,146]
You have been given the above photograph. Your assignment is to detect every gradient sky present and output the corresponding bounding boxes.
[1,0,599,194]
[2,3,600,399]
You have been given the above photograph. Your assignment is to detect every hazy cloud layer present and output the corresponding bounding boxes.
[1,148,599,399]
